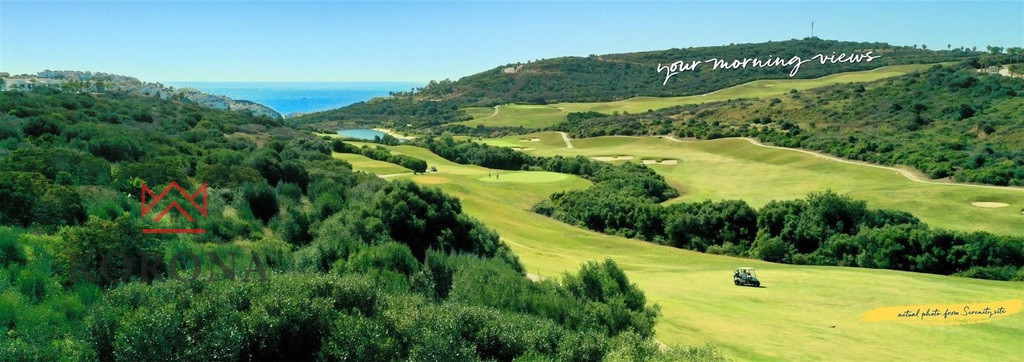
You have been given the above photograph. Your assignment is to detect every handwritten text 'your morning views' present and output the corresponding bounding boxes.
[657,51,882,85]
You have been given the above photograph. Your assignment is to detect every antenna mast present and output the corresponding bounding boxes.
[811,21,815,37]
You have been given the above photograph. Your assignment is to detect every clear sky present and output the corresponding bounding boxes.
[1,1,1021,82]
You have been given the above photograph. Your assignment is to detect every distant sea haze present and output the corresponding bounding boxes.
[163,82,423,117]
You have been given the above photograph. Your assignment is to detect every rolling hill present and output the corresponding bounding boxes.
[342,142,1024,361]
[552,63,1024,186]
[456,63,933,128]
[291,38,976,128]
[481,132,1024,237]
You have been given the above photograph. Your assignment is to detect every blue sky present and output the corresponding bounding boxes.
[1,1,1021,82]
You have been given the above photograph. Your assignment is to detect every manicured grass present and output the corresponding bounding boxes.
[456,104,568,128]
[476,171,571,183]
[456,64,932,128]
[331,152,410,175]
[364,143,1024,361]
[463,106,496,119]
[484,133,1024,236]
[476,132,567,150]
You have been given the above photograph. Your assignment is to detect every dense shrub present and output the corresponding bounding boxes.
[241,181,279,225]
[0,171,87,228]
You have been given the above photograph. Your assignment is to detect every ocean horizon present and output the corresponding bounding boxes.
[163,81,424,116]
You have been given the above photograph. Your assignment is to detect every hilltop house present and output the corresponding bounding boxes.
[1,77,64,92]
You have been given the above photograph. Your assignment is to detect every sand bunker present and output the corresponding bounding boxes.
[511,147,535,151]
[591,156,635,161]
[520,138,541,142]
[642,159,679,165]
[971,202,1009,208]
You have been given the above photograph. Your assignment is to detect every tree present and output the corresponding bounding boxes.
[369,180,505,261]
[22,117,62,137]
[56,215,166,286]
[245,149,283,185]
[663,200,756,251]
[0,171,86,228]
[956,103,975,120]
[560,259,659,338]
[1007,47,1024,62]
[272,206,312,245]
[751,231,794,263]
[343,241,418,277]
[2,147,112,185]
[34,183,88,227]
[241,181,279,224]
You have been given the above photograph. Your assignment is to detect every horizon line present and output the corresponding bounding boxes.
[160,80,429,84]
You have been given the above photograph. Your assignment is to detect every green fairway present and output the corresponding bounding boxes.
[331,152,411,175]
[463,132,568,150]
[477,171,571,183]
[464,106,497,119]
[456,64,932,128]
[457,104,568,128]
[482,133,1024,237]
[358,143,1023,361]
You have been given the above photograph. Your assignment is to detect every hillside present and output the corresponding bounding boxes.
[420,38,973,105]
[291,38,976,128]
[1,70,283,120]
[480,132,1024,237]
[555,63,1024,186]
[456,64,933,129]
[0,88,682,360]
[335,141,1024,360]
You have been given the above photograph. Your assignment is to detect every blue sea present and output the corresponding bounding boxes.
[163,82,423,117]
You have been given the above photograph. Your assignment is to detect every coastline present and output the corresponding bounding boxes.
[373,128,416,140]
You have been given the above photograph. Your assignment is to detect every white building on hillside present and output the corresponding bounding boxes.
[1,77,64,91]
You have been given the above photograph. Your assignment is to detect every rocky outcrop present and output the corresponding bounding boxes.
[175,88,282,119]
[2,70,282,120]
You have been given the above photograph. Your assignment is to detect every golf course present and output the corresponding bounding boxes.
[322,60,1023,360]
[479,132,1024,237]
[332,152,411,175]
[457,64,933,128]
[333,142,1023,361]
[10,1,1024,358]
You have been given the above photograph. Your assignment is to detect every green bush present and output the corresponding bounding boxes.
[271,206,312,246]
[0,228,26,266]
[316,313,402,361]
[751,232,794,263]
[0,171,87,228]
[241,181,279,225]
[561,259,659,339]
[953,265,1022,281]
[345,242,418,277]
[55,215,167,286]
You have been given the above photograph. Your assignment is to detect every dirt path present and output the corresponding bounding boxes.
[659,136,1024,192]
[377,172,414,178]
[475,105,500,120]
[558,132,574,149]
